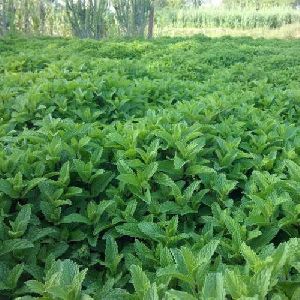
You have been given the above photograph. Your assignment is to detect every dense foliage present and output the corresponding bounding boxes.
[157,7,300,29]
[0,0,154,39]
[222,0,299,9]
[1,1,300,38]
[0,35,300,299]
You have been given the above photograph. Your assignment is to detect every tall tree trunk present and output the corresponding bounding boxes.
[4,0,16,33]
[24,0,30,33]
[39,0,46,34]
[147,4,154,39]
[0,0,7,35]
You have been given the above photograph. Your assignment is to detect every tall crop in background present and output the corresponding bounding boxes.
[223,0,297,9]
[156,6,300,29]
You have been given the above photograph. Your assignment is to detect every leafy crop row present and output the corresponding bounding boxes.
[0,36,300,299]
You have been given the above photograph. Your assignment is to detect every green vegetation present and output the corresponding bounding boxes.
[1,1,300,39]
[156,7,300,29]
[0,0,155,39]
[222,0,299,9]
[0,35,300,299]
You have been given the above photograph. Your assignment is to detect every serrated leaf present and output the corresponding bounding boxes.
[0,239,34,256]
[174,152,186,169]
[144,283,159,300]
[285,160,300,182]
[181,247,197,274]
[9,204,31,237]
[65,186,83,197]
[22,177,46,196]
[26,280,45,295]
[241,243,262,271]
[143,162,158,180]
[60,213,90,224]
[74,159,93,183]
[115,223,145,239]
[130,265,150,295]
[251,267,272,299]
[6,263,24,290]
[202,273,225,300]
[117,174,140,187]
[165,289,197,300]
[197,239,219,264]
[138,222,165,242]
[91,171,114,196]
[58,161,70,185]
[184,180,200,201]
[0,179,18,198]
[104,236,123,274]
[225,270,248,299]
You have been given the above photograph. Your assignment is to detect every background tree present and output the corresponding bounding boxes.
[148,0,154,38]
[65,0,108,39]
[112,0,152,37]
[39,0,46,34]
[0,0,17,34]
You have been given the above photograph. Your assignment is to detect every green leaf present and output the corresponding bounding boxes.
[115,223,145,239]
[251,267,272,299]
[65,186,83,197]
[138,222,165,242]
[26,280,45,295]
[157,265,192,283]
[0,239,34,256]
[197,239,219,264]
[79,136,91,148]
[22,177,46,196]
[241,243,262,271]
[29,227,57,242]
[91,171,114,196]
[40,201,61,222]
[74,159,93,183]
[38,181,64,202]
[143,162,158,180]
[181,247,197,274]
[104,236,123,275]
[88,200,114,225]
[144,283,159,300]
[174,152,186,169]
[184,180,201,201]
[58,161,70,185]
[155,173,176,188]
[249,227,279,250]
[117,173,140,187]
[186,165,216,176]
[60,213,90,224]
[130,265,150,296]
[0,179,18,198]
[202,273,225,300]
[9,204,31,238]
[165,289,197,300]
[6,263,24,290]
[285,159,300,181]
[225,270,248,299]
